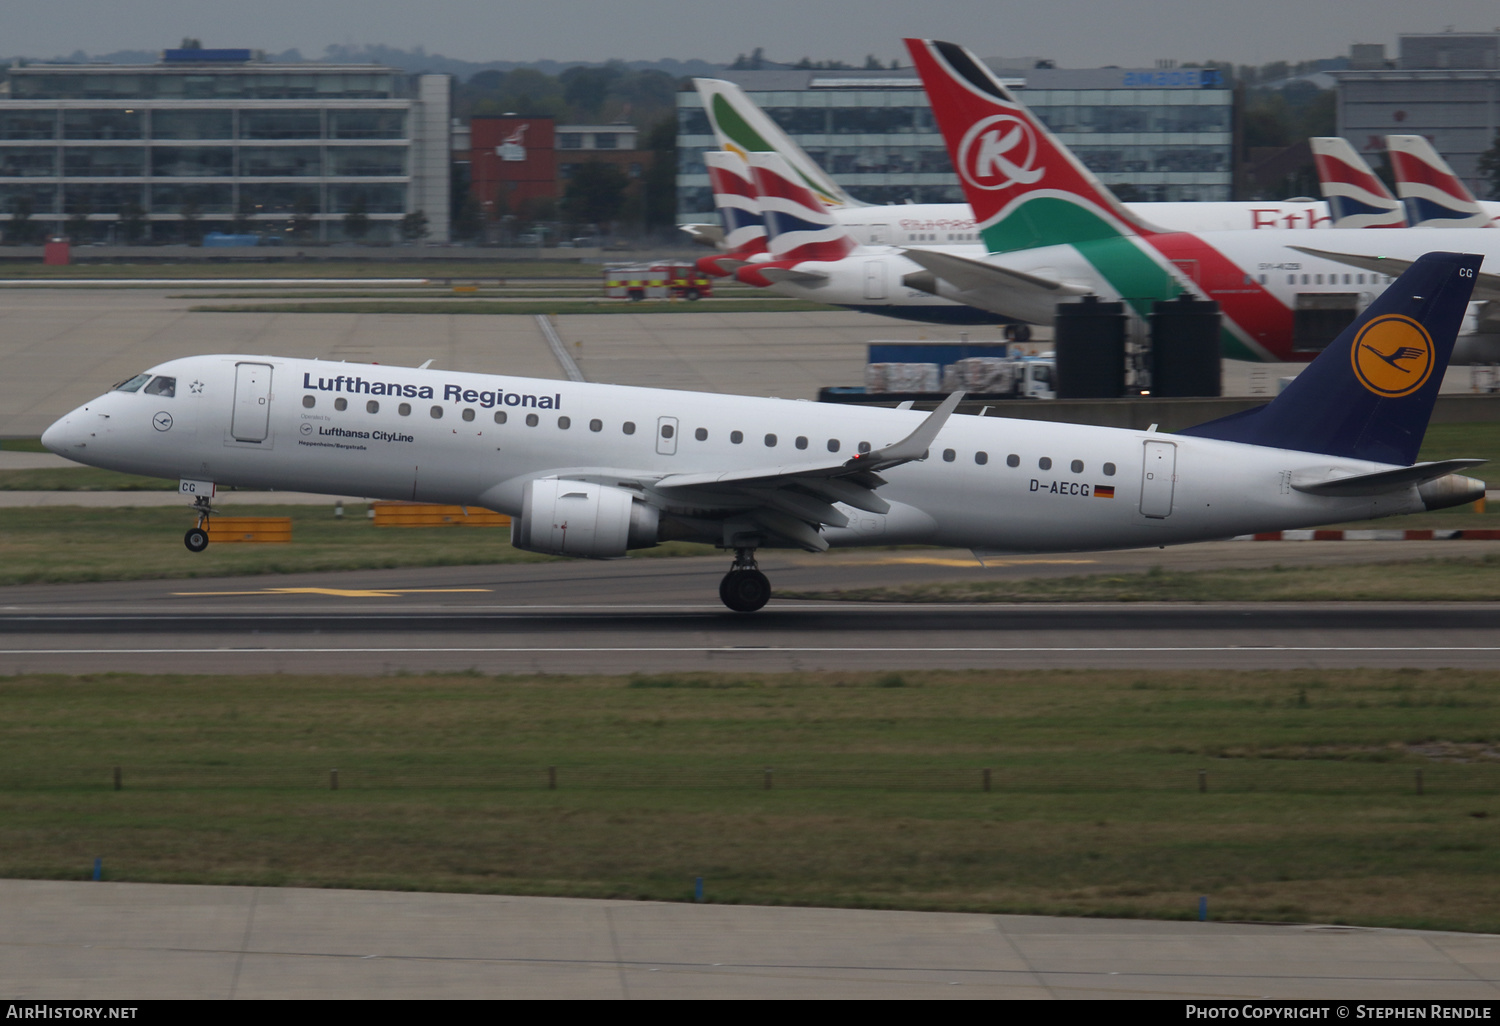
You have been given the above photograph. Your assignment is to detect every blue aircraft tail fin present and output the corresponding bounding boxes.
[1179,251,1480,465]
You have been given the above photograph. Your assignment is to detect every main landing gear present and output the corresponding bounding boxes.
[184,495,215,553]
[719,547,770,613]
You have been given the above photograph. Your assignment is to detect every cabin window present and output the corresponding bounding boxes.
[1071,459,1083,473]
[695,427,707,441]
[1287,274,1295,285]
[660,423,674,439]
[827,439,840,453]
[731,430,743,444]
[589,418,602,432]
[764,433,777,447]
[302,395,316,408]
[144,376,176,397]
[975,451,988,465]
[430,405,443,419]
[494,411,507,424]
[334,397,347,412]
[1103,462,1116,476]
[366,400,378,414]
[1006,454,1020,467]
[942,448,956,462]
[113,373,152,393]
[526,413,539,427]
[858,441,871,454]
[623,421,636,435]
[795,436,808,449]
[558,416,571,429]
[462,408,475,422]
[1039,457,1052,470]
[399,403,411,416]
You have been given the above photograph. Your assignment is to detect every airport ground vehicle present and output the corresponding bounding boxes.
[604,263,713,301]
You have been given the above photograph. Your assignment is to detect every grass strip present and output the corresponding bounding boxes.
[188,298,838,315]
[2,668,1497,932]
[0,504,713,585]
[0,260,602,280]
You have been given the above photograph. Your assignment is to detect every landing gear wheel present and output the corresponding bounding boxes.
[720,569,771,612]
[184,527,209,553]
[1003,323,1032,343]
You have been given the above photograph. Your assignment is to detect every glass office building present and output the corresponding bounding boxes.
[0,50,451,242]
[676,65,1233,221]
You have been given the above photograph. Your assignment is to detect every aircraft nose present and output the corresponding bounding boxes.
[41,412,80,455]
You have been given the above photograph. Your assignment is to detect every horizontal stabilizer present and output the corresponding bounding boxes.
[1289,246,1500,302]
[903,248,1090,298]
[679,223,723,247]
[1291,459,1487,496]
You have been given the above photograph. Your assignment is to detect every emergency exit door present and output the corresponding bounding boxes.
[656,416,678,455]
[1139,440,1176,518]
[232,362,273,442]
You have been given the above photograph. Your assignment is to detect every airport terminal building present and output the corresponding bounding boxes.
[675,64,1234,221]
[0,49,451,243]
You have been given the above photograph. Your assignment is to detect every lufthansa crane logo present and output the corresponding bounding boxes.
[956,115,1043,192]
[1350,314,1435,398]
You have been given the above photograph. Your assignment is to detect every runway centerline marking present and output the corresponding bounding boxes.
[171,587,495,599]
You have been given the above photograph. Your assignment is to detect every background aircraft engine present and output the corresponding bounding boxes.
[511,479,659,558]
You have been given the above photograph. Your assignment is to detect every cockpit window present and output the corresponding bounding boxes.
[113,373,152,393]
[143,376,176,397]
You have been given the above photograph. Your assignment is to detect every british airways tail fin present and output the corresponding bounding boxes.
[904,37,1165,254]
[694,78,863,209]
[747,152,858,263]
[1309,137,1407,228]
[1180,252,1481,465]
[697,151,767,277]
[1386,135,1494,229]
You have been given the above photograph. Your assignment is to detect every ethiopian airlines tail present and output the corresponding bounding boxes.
[1181,251,1481,466]
[697,151,767,277]
[1309,137,1407,228]
[903,37,1165,254]
[1386,135,1495,229]
[694,78,863,209]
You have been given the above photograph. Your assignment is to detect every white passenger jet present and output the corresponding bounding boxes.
[42,252,1485,611]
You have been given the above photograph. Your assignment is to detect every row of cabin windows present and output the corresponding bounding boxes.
[1244,272,1395,286]
[299,396,1119,475]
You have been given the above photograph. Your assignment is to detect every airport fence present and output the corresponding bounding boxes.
[4,758,1497,796]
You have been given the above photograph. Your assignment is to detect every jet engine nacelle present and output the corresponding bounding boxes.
[511,478,659,558]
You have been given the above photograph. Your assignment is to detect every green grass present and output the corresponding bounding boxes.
[0,467,177,491]
[3,668,1497,931]
[1409,422,1500,484]
[188,298,838,315]
[0,504,714,585]
[0,260,604,280]
[784,555,1500,603]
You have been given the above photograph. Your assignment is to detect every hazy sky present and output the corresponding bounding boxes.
[6,0,1500,68]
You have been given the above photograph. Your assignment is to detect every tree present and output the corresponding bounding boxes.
[119,201,146,244]
[399,210,429,242]
[562,161,630,228]
[1476,134,1500,201]
[342,194,370,241]
[179,38,203,50]
[641,115,678,231]
[5,195,37,244]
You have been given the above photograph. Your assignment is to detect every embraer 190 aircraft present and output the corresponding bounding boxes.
[43,252,1484,611]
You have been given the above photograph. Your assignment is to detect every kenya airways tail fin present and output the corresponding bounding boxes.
[694,78,863,209]
[1181,251,1481,465]
[747,152,858,263]
[1386,136,1494,228]
[904,38,1164,254]
[1309,138,1407,228]
[697,151,767,277]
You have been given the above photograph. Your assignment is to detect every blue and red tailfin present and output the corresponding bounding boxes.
[1387,135,1494,229]
[747,152,857,263]
[1309,138,1407,228]
[697,151,767,277]
[1180,252,1481,465]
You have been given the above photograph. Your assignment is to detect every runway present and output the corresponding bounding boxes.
[2,545,1498,673]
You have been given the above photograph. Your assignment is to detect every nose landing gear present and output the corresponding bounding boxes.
[184,495,216,553]
[719,548,770,612]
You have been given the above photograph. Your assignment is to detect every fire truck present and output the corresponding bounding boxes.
[603,263,713,301]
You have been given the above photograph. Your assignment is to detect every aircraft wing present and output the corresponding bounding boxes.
[903,248,1088,296]
[757,266,830,285]
[1289,246,1500,302]
[647,392,965,550]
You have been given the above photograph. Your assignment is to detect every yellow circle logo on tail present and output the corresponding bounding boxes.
[1350,314,1435,398]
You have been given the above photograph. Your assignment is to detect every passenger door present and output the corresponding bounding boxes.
[1139,440,1176,518]
[231,362,273,443]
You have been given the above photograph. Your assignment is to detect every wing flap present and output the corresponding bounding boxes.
[902,247,1091,297]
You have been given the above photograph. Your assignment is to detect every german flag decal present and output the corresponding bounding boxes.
[1094,485,1116,498]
